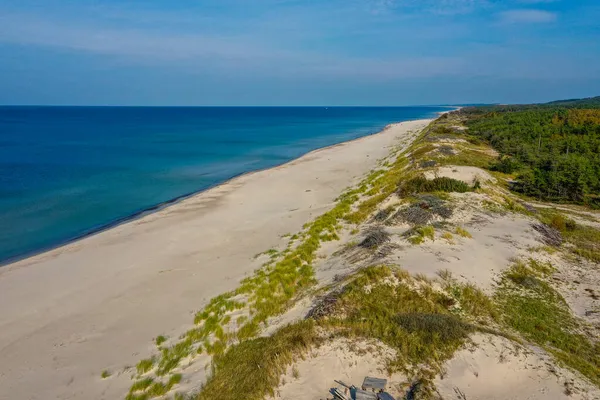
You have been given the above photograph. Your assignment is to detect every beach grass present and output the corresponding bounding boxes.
[441,232,454,243]
[455,226,472,239]
[195,265,500,400]
[407,225,435,245]
[129,377,154,393]
[496,259,600,386]
[155,335,167,347]
[538,209,600,262]
[317,265,496,395]
[136,357,156,375]
[126,374,182,400]
[195,321,318,400]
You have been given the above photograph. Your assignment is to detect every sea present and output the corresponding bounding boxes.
[0,106,450,264]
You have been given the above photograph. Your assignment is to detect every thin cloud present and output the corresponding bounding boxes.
[499,9,557,23]
[0,12,273,61]
[0,11,466,81]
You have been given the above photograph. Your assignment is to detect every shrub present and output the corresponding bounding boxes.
[396,313,472,344]
[490,156,522,174]
[393,194,453,226]
[420,160,437,168]
[399,176,472,196]
[548,213,577,232]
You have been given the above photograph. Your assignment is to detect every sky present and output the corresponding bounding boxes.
[0,0,599,106]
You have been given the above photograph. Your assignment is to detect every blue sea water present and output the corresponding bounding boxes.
[0,106,449,264]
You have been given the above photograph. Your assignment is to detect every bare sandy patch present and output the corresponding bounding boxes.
[317,211,539,292]
[424,165,495,186]
[435,333,600,400]
[271,338,405,400]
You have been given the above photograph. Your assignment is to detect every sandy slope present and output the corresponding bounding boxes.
[435,334,600,400]
[273,335,600,400]
[266,165,600,400]
[0,119,430,400]
[272,339,406,400]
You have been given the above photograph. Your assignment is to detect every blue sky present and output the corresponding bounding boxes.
[0,0,599,105]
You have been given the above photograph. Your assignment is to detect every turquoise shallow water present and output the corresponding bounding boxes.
[0,106,449,264]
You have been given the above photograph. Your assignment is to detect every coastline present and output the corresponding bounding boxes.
[0,118,431,268]
[0,118,432,400]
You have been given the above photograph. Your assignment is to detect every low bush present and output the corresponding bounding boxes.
[399,176,472,196]
[393,194,453,226]
[490,156,522,174]
[396,313,472,344]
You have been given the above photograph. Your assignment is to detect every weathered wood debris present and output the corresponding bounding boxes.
[328,377,395,400]
[531,222,563,246]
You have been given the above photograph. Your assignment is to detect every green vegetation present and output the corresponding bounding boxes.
[413,122,496,169]
[399,176,473,195]
[155,335,167,347]
[136,357,156,375]
[538,209,600,262]
[320,266,496,395]
[190,266,499,400]
[254,248,280,260]
[129,377,154,393]
[441,232,454,243]
[101,370,111,379]
[196,321,318,400]
[407,225,435,245]
[440,146,495,169]
[496,259,600,385]
[156,340,193,376]
[454,227,472,238]
[460,103,600,206]
[119,102,600,398]
[126,374,182,400]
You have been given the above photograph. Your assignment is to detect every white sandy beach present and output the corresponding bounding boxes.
[0,119,431,400]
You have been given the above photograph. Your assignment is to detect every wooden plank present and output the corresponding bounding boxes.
[355,388,378,400]
[330,387,350,400]
[362,376,387,390]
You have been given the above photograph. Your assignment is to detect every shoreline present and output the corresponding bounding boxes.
[0,118,432,400]
[1,118,434,268]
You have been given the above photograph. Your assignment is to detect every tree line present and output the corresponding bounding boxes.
[458,97,600,207]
